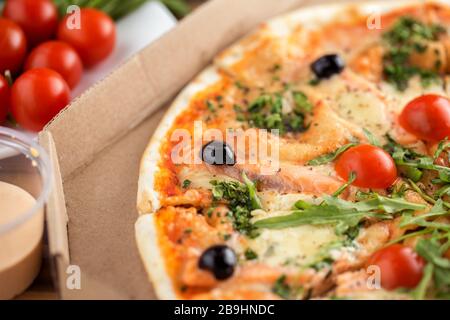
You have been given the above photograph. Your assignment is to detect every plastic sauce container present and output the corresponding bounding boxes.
[0,127,52,299]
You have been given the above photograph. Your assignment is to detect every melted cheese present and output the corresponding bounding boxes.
[248,225,338,267]
[178,167,238,190]
[249,192,339,268]
[313,73,392,137]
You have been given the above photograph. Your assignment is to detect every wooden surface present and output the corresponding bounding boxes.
[19,0,204,301]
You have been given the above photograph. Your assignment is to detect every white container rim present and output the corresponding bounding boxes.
[0,126,52,235]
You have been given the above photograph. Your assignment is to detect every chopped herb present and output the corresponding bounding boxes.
[235,81,249,92]
[206,100,216,112]
[243,91,312,134]
[307,240,350,271]
[244,248,258,260]
[270,63,282,72]
[184,228,192,234]
[272,275,291,299]
[308,78,320,86]
[382,17,446,91]
[182,179,191,188]
[223,233,231,241]
[210,176,262,238]
[180,285,188,292]
[306,143,356,166]
[292,91,313,113]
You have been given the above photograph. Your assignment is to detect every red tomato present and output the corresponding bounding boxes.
[0,75,10,123]
[366,244,425,290]
[399,94,450,141]
[335,144,397,189]
[57,8,116,68]
[11,68,70,131]
[25,41,83,88]
[0,18,27,74]
[3,0,58,47]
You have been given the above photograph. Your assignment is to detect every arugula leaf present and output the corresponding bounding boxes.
[323,193,426,214]
[332,171,356,197]
[412,263,434,300]
[400,199,447,228]
[384,134,450,183]
[363,128,381,147]
[242,172,262,210]
[416,238,450,269]
[255,192,424,236]
[434,138,450,160]
[306,143,356,166]
[254,205,373,230]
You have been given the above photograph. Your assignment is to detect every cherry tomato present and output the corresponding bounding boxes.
[399,94,450,141]
[25,41,83,89]
[57,8,116,68]
[366,244,425,290]
[0,18,27,74]
[11,68,70,132]
[335,144,397,189]
[3,0,58,47]
[0,75,10,123]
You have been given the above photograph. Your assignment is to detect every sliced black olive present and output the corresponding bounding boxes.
[198,245,237,280]
[201,140,235,165]
[310,54,345,79]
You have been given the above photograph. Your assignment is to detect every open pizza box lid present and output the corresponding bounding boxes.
[38,0,326,299]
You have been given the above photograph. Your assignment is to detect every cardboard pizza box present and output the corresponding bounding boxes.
[38,0,359,299]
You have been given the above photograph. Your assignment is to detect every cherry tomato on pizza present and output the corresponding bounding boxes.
[399,94,450,141]
[25,41,83,88]
[11,68,70,131]
[57,8,116,68]
[0,18,27,74]
[366,244,425,290]
[3,0,58,47]
[335,144,397,189]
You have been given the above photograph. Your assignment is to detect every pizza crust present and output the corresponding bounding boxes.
[135,214,177,299]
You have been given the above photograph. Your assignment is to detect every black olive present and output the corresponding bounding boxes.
[310,54,345,79]
[198,245,237,280]
[201,140,235,165]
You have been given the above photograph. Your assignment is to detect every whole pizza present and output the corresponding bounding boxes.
[135,0,450,300]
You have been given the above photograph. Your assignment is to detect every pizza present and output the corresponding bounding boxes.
[135,0,450,300]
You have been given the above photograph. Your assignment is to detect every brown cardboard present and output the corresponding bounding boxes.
[38,0,353,299]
